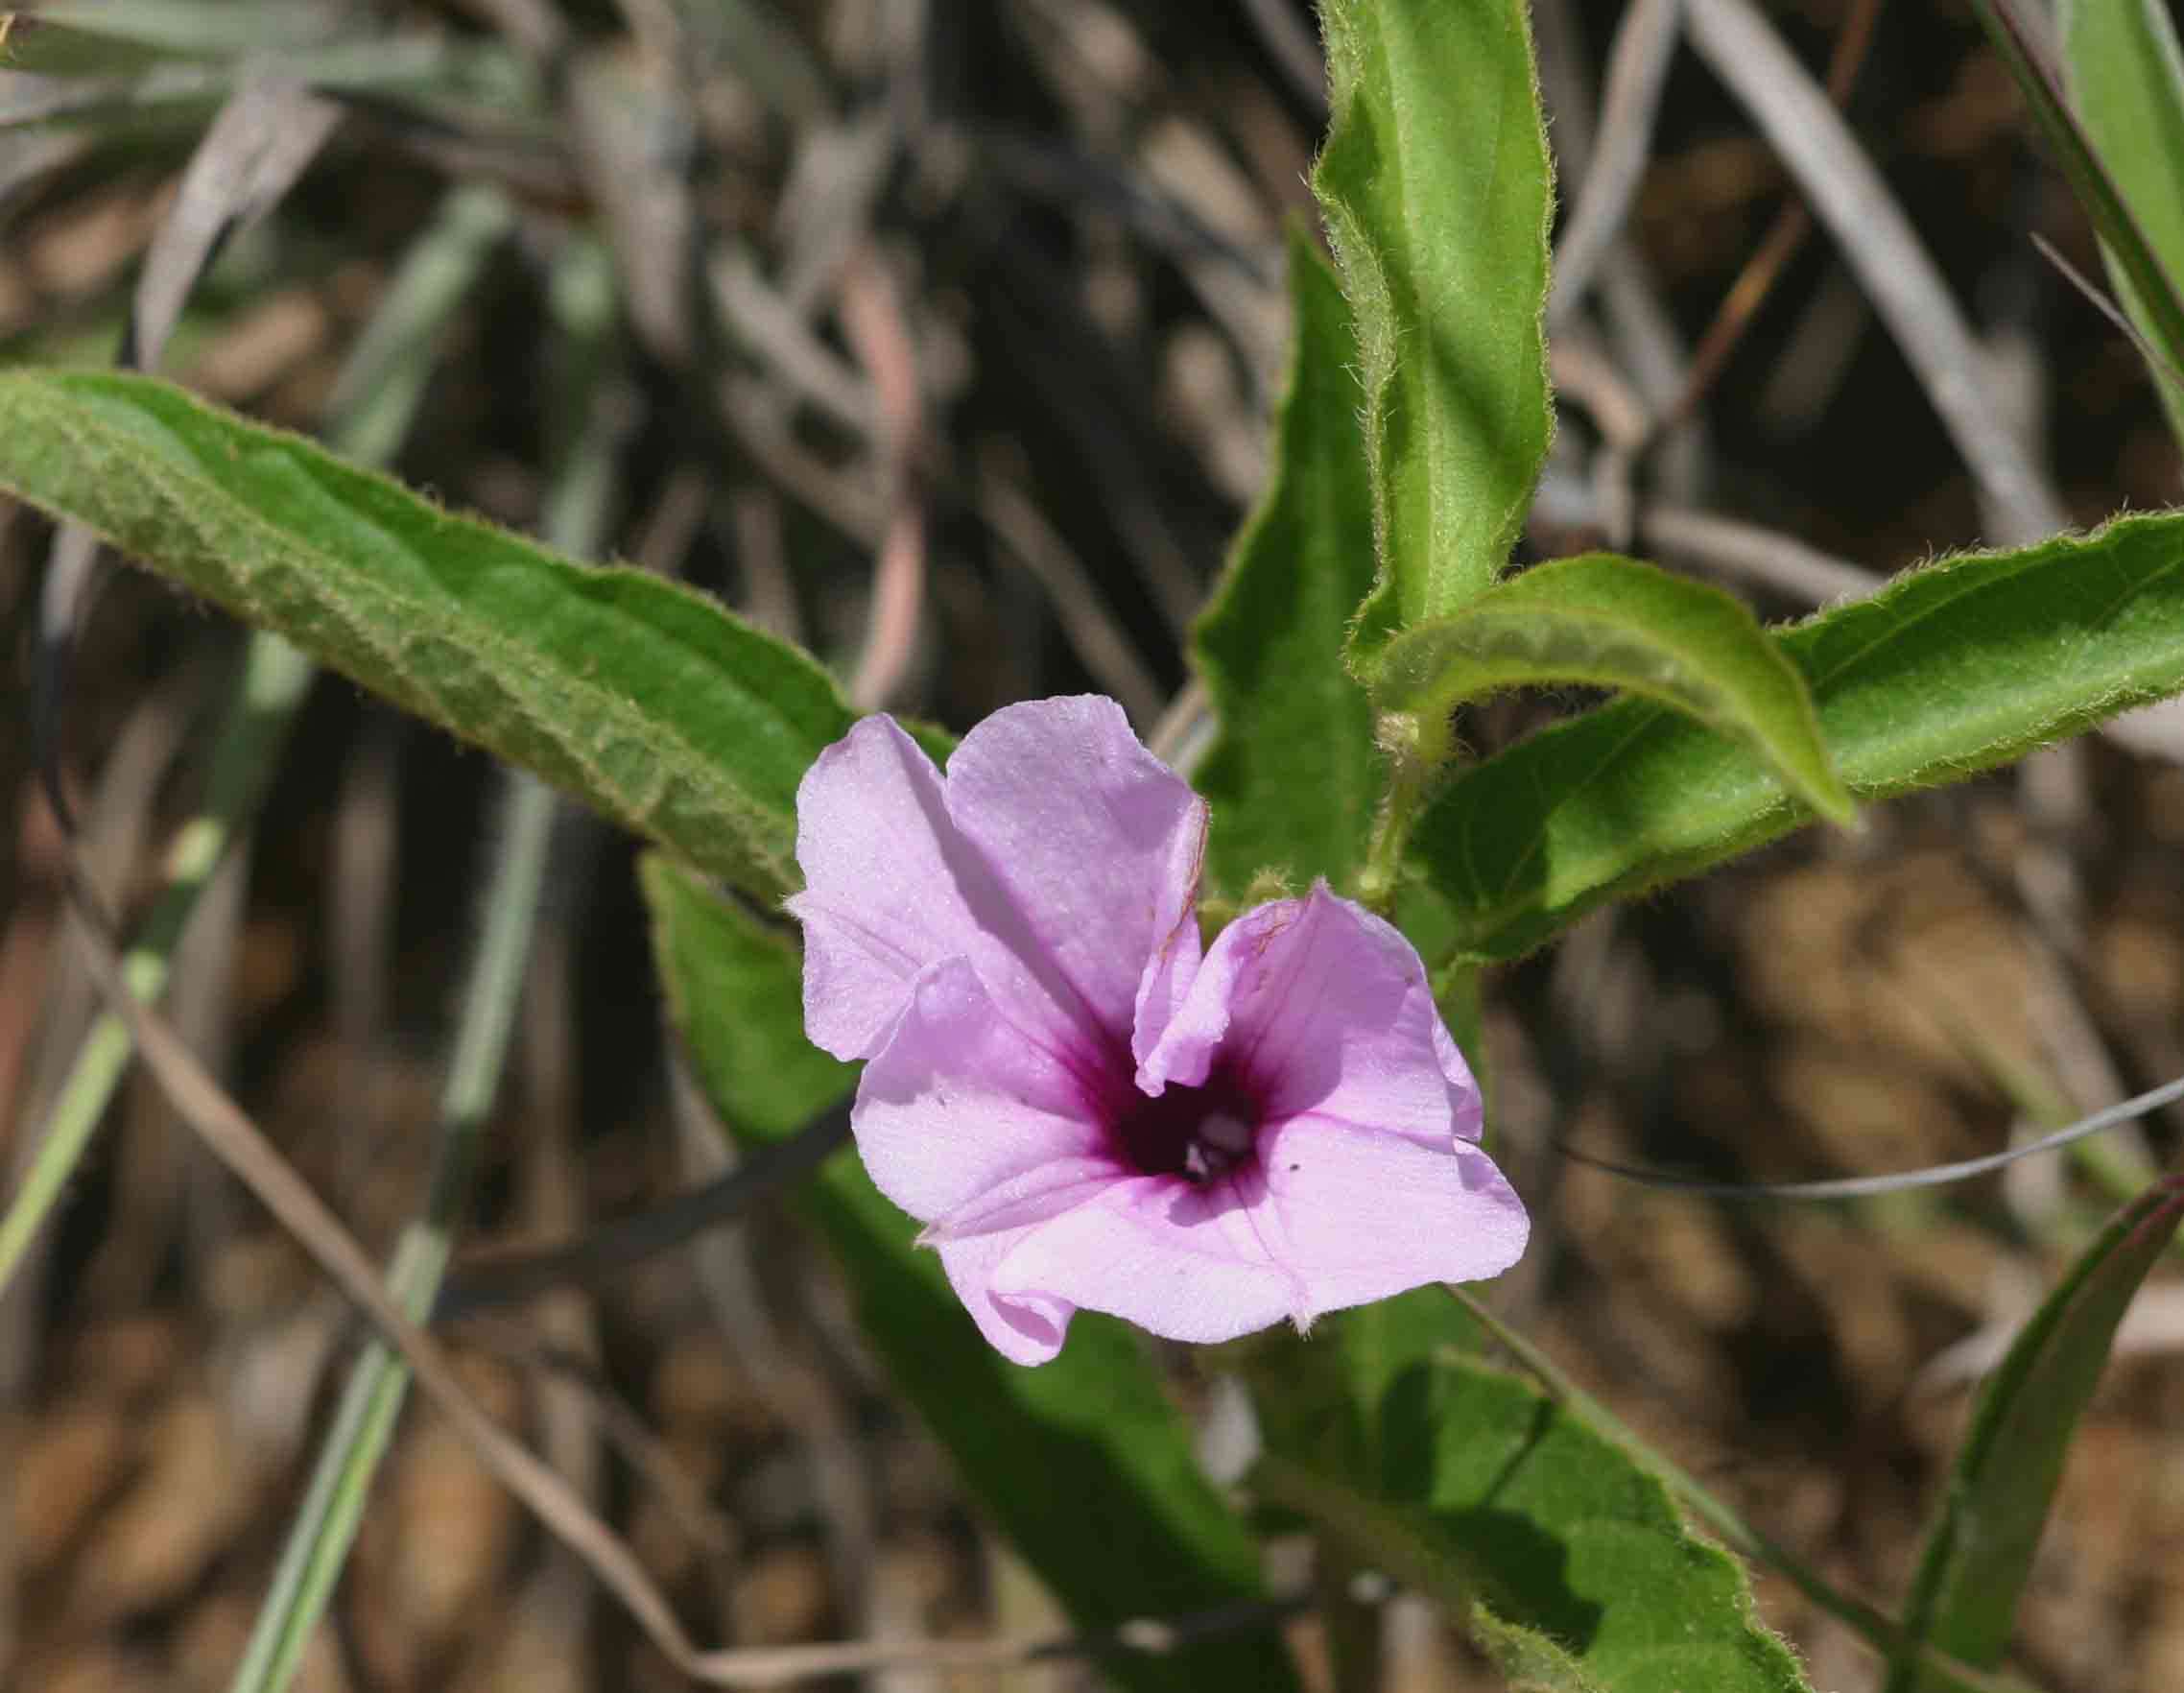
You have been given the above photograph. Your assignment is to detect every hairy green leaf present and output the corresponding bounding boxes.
[640,859,1302,1693]
[1313,0,1555,656]
[1889,1178,2184,1691]
[1254,1347,1812,1693]
[1377,553,1853,823]
[1194,232,1380,895]
[2060,0,2184,435]
[0,369,851,900]
[1414,513,2184,960]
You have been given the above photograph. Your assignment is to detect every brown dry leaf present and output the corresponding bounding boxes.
[371,1354,528,1659]
[185,291,331,400]
[728,1543,833,1648]
[1769,1214,1918,1401]
[66,1316,185,1400]
[12,1397,132,1572]
[173,1587,355,1693]
[66,1391,259,1626]
[12,1642,167,1693]
[1737,852,2043,1090]
[1766,1043,1971,1177]
[23,184,169,296]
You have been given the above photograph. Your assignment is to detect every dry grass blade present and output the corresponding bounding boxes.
[840,250,926,712]
[1683,0,2069,545]
[1547,0,1680,324]
[36,72,340,833]
[1636,503,1879,603]
[64,894,1301,1687]
[1664,0,1880,427]
[123,73,342,371]
[2031,229,2184,393]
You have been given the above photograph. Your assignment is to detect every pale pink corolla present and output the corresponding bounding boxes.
[786,696,1528,1365]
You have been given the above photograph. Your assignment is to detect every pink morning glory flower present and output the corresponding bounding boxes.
[786,696,1529,1365]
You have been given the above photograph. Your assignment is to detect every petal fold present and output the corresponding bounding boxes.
[1139,883,1482,1143]
[936,1227,1077,1366]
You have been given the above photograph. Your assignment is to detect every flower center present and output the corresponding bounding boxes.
[1110,1065,1264,1183]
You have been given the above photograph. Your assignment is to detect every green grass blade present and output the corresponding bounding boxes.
[0,1,354,72]
[229,236,620,1693]
[225,775,558,1693]
[1887,1179,2184,1691]
[2059,0,2184,436]
[0,631,309,1291]
[1966,0,2184,396]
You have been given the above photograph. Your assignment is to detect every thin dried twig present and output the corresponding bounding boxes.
[841,250,927,712]
[1635,504,1879,604]
[1683,0,2068,544]
[437,1106,852,1321]
[74,903,1315,1683]
[459,1319,735,1557]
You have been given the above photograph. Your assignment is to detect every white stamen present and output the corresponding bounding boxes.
[1199,1110,1254,1156]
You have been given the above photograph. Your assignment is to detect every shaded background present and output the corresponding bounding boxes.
[4,0,2184,1688]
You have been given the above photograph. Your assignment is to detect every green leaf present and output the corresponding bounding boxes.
[2059,0,2184,435]
[1193,231,1380,895]
[1313,0,1555,657]
[0,38,534,150]
[1254,1347,1813,1693]
[0,369,852,900]
[1376,553,1854,823]
[0,1,352,72]
[639,858,1303,1693]
[1414,513,2184,960]
[1888,1178,2184,1691]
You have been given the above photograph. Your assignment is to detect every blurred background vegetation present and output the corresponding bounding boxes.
[4,0,2184,1689]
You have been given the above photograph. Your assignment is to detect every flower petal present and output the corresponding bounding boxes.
[1246,1114,1529,1318]
[787,716,999,1060]
[989,1175,1300,1345]
[787,714,1103,1063]
[945,697,1208,1061]
[851,957,1107,1226]
[936,1227,1076,1365]
[1131,905,1202,1073]
[1139,884,1480,1142]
